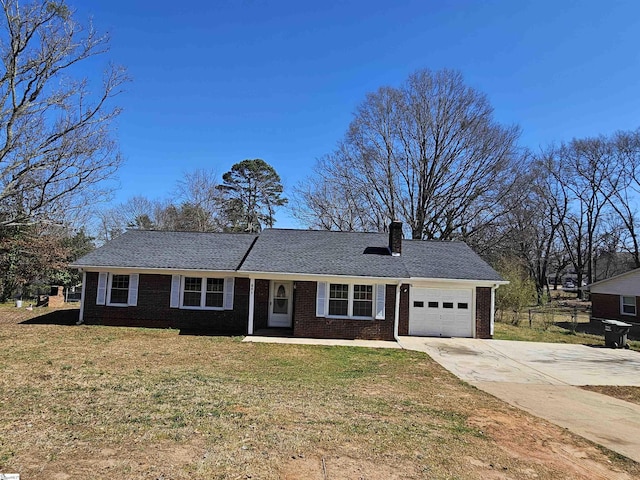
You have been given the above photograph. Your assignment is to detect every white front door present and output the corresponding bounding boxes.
[268,281,293,327]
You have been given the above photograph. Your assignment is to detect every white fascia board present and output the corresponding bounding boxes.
[71,265,508,287]
[235,270,405,283]
[238,271,507,285]
[71,265,238,276]
[73,266,402,283]
[409,278,508,288]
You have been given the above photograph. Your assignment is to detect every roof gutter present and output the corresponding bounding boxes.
[68,266,504,286]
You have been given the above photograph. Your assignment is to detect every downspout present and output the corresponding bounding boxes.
[77,270,86,325]
[393,282,402,342]
[247,277,255,335]
[490,284,497,337]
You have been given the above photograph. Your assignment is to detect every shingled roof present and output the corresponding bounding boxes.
[238,229,409,278]
[71,230,257,272]
[401,239,503,281]
[72,228,502,282]
[239,229,501,281]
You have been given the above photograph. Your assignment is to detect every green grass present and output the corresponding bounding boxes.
[494,320,640,351]
[495,290,640,351]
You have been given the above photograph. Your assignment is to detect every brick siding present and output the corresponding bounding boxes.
[292,281,396,340]
[83,272,248,334]
[389,221,403,255]
[591,293,639,322]
[398,284,410,335]
[252,279,270,330]
[82,272,494,340]
[475,286,492,339]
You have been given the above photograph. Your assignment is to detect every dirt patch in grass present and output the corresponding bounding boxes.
[581,386,640,406]
[468,408,639,480]
[1,306,639,479]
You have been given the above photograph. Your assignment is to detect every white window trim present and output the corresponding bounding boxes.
[316,282,327,317]
[106,273,131,307]
[179,275,226,311]
[620,295,636,316]
[325,282,376,320]
[96,272,107,305]
[170,275,181,308]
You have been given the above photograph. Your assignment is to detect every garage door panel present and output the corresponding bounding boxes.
[444,312,473,337]
[410,288,473,338]
[409,288,438,335]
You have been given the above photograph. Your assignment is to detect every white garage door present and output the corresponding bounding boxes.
[409,288,473,337]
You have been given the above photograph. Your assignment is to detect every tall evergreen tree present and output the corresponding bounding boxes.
[218,159,287,232]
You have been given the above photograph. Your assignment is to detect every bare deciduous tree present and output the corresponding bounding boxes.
[550,137,620,296]
[96,196,165,242]
[497,153,567,303]
[295,68,520,240]
[293,151,387,232]
[174,168,223,231]
[605,129,640,268]
[96,170,226,240]
[0,0,127,227]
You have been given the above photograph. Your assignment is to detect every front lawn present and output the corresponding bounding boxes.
[1,306,638,479]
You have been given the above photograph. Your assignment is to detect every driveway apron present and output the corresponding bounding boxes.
[398,337,640,463]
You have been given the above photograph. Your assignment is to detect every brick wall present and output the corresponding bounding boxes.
[253,279,270,330]
[591,293,639,322]
[83,272,249,334]
[475,286,492,339]
[292,281,396,340]
[81,273,496,339]
[398,284,410,335]
[389,221,403,255]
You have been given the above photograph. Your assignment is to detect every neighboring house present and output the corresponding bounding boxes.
[71,222,506,340]
[589,268,640,323]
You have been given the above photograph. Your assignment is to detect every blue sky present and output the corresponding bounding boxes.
[74,0,640,228]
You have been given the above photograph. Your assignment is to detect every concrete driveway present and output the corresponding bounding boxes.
[398,337,640,463]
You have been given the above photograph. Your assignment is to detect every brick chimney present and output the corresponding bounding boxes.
[388,221,402,256]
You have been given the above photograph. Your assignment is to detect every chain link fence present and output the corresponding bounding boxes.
[525,305,590,332]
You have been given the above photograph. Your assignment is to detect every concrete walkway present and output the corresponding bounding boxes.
[243,335,401,349]
[398,337,640,463]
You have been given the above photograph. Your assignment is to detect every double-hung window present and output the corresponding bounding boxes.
[621,296,636,316]
[329,284,349,316]
[183,277,203,307]
[317,282,385,320]
[353,285,373,317]
[182,277,225,309]
[326,283,375,318]
[96,272,139,307]
[205,278,224,307]
[109,274,130,305]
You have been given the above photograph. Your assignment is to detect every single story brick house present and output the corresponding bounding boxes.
[71,222,506,341]
[589,268,640,323]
